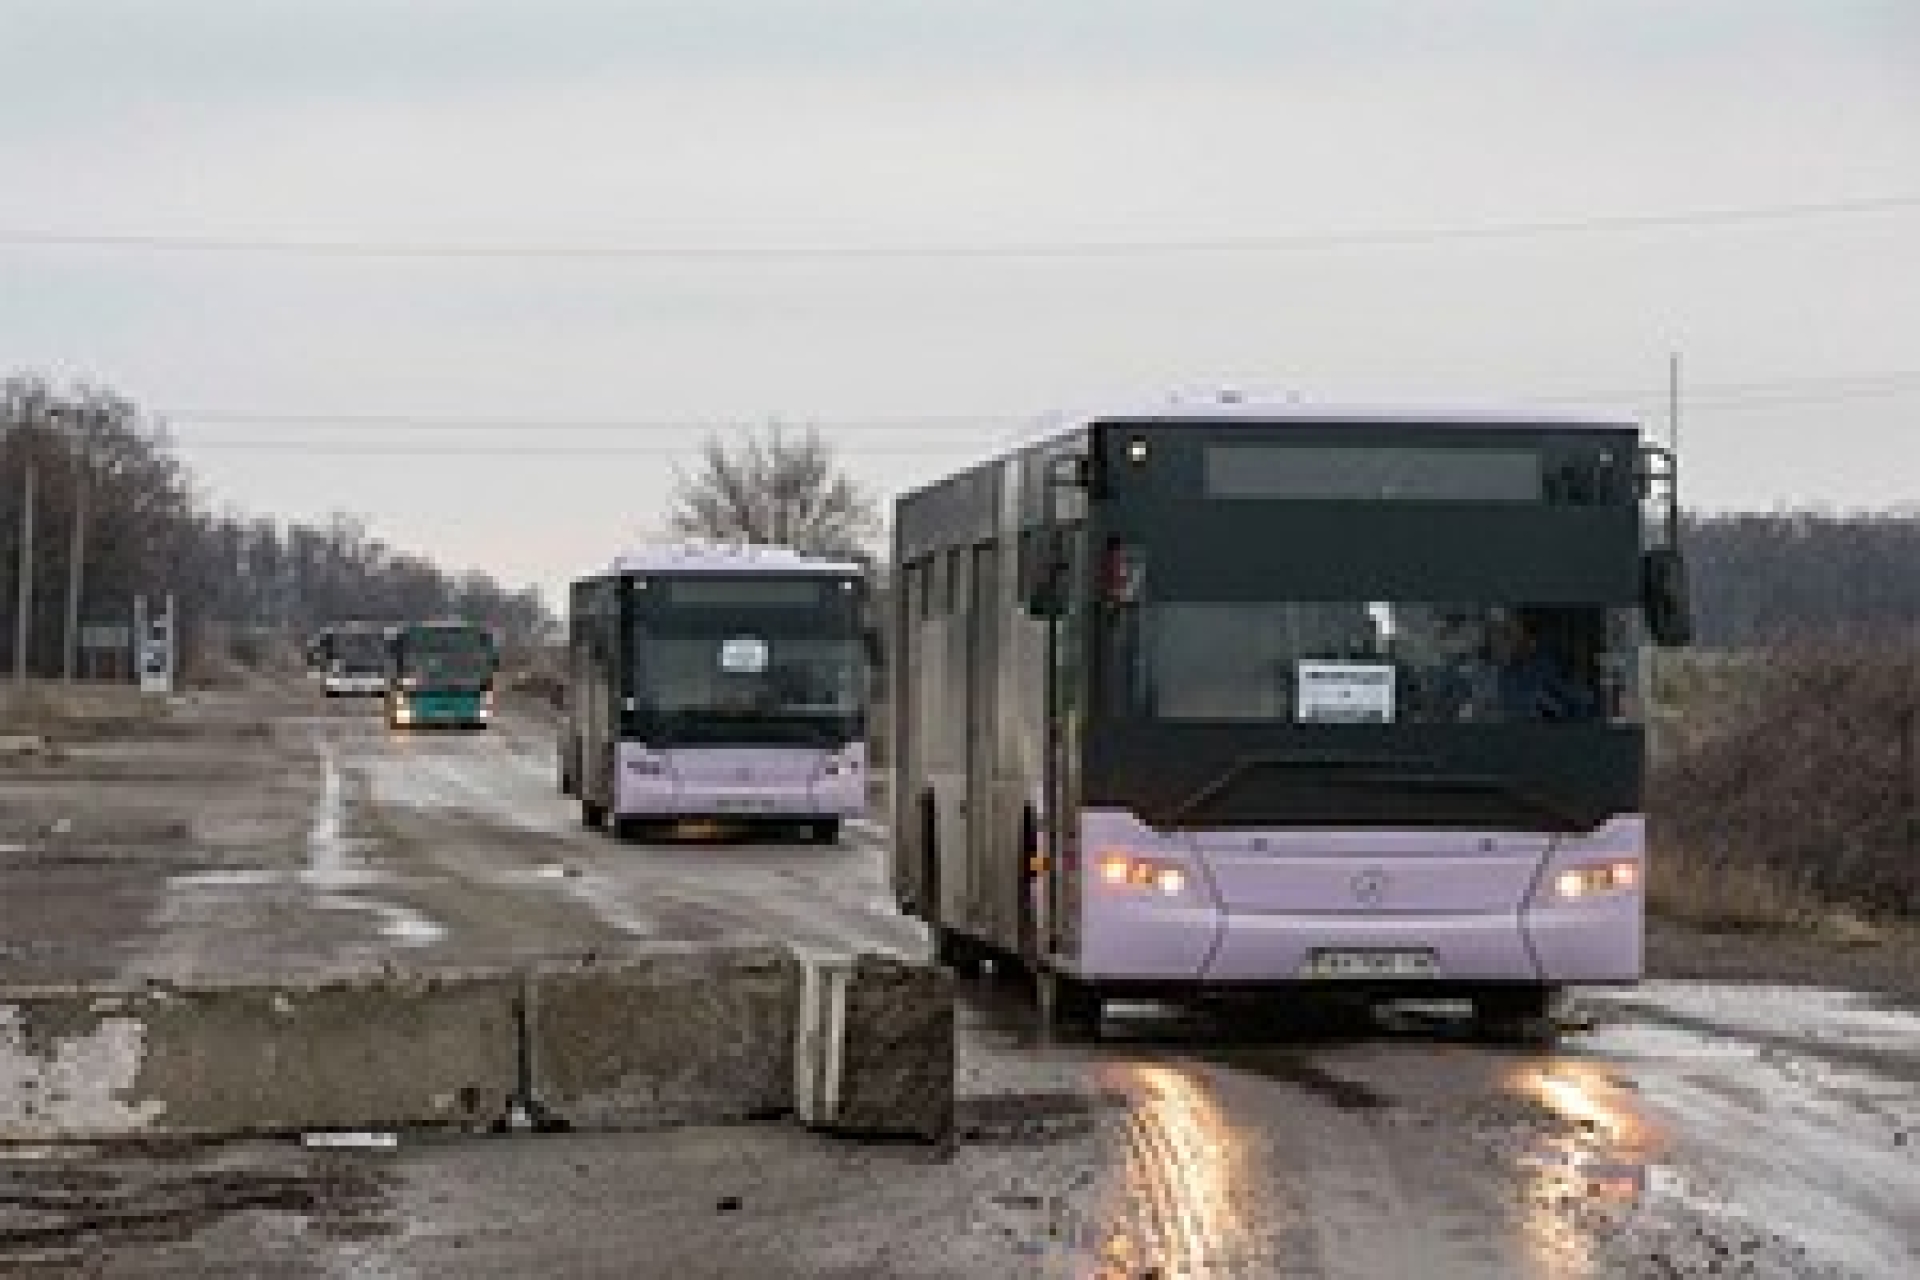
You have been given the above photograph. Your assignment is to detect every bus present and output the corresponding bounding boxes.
[384,620,499,730]
[890,395,1690,1037]
[307,622,391,697]
[560,545,870,843]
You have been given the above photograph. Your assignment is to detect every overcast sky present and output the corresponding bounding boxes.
[4,0,1916,606]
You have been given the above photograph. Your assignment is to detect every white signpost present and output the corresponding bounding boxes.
[133,593,176,694]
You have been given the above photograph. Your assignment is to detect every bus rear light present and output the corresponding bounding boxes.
[1555,860,1639,900]
[1097,854,1187,896]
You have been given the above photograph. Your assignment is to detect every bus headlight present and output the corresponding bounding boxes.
[1098,854,1189,897]
[1555,860,1639,900]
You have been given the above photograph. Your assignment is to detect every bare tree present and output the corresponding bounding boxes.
[667,424,880,560]
[4,370,557,676]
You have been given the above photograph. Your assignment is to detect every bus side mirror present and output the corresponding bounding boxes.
[1020,528,1068,619]
[1025,575,1065,620]
[1643,547,1693,648]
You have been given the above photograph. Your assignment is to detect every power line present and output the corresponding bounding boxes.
[6,194,1918,262]
[178,440,994,457]
[150,369,1920,437]
[158,410,1012,432]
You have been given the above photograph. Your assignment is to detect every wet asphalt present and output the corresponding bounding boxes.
[3,688,1917,1277]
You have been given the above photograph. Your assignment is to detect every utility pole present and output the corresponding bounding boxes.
[13,434,34,684]
[1667,350,1682,458]
[63,419,90,682]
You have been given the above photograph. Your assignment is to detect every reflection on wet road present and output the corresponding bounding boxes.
[1112,1063,1242,1273]
[954,979,1919,1278]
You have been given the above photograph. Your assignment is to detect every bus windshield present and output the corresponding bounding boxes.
[1107,601,1640,725]
[630,579,862,746]
[330,630,386,667]
[394,627,495,682]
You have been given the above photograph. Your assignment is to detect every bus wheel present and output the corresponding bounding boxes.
[810,819,841,845]
[916,791,940,921]
[933,927,982,977]
[1038,971,1103,1037]
[580,796,607,829]
[1471,986,1561,1046]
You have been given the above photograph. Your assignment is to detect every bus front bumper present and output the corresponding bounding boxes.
[613,744,866,820]
[324,673,389,695]
[389,690,491,726]
[1066,810,1643,987]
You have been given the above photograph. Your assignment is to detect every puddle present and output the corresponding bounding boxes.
[1205,1048,1392,1110]
[158,747,446,952]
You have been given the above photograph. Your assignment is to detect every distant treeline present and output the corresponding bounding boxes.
[1685,511,1920,647]
[1,374,549,679]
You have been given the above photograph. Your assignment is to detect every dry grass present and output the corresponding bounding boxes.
[1649,849,1888,943]
[0,680,164,731]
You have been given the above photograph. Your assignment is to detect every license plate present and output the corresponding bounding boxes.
[715,795,774,812]
[1302,949,1437,979]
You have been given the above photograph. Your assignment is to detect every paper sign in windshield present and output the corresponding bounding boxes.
[719,636,770,674]
[1297,661,1395,723]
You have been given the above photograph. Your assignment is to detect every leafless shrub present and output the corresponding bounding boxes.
[1652,627,1920,922]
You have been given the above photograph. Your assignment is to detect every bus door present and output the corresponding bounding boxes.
[1036,455,1089,966]
[934,549,975,928]
[964,542,999,930]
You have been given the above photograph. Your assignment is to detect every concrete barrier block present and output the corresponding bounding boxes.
[1,970,518,1141]
[795,953,953,1142]
[529,944,800,1130]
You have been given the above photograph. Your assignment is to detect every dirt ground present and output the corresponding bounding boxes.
[1647,913,1920,1007]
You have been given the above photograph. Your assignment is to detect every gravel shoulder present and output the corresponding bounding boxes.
[1647,911,1920,1007]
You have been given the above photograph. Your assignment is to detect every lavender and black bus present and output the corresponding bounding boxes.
[891,396,1690,1037]
[561,545,870,843]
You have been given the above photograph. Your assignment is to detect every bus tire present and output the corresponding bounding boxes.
[1039,971,1103,1036]
[810,819,841,845]
[1014,808,1043,976]
[933,926,982,977]
[580,796,607,829]
[916,791,940,924]
[1471,985,1561,1046]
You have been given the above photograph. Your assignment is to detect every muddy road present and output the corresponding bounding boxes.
[3,686,1917,1277]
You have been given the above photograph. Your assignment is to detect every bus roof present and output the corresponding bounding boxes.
[903,392,1642,500]
[597,543,865,578]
